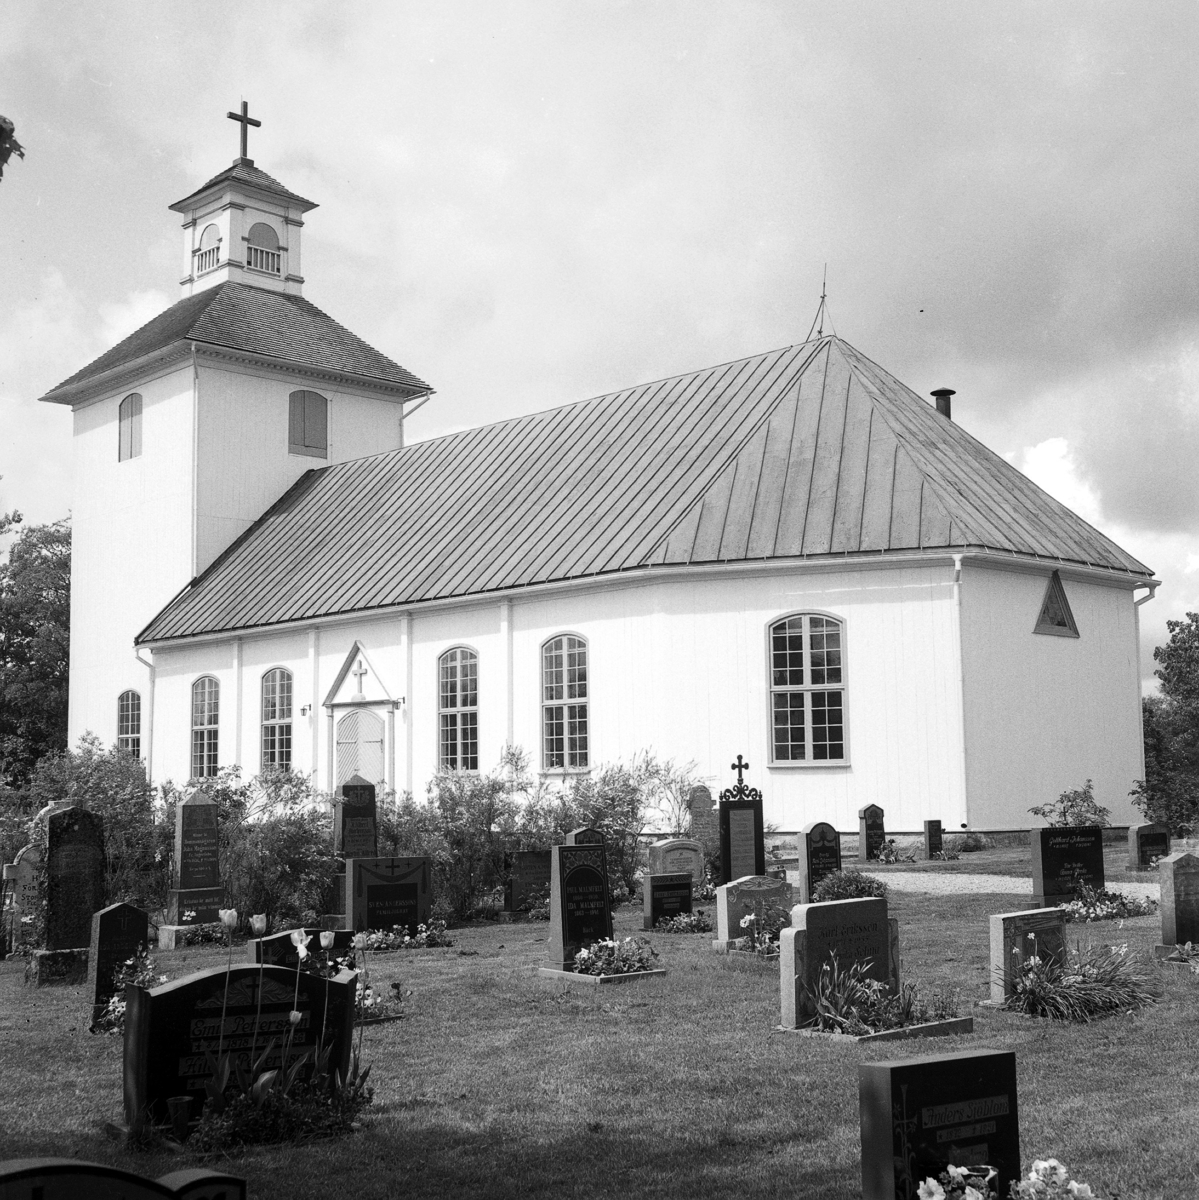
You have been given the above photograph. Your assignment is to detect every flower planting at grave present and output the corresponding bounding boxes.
[573,935,658,976]
[89,946,166,1034]
[359,920,454,951]
[1160,941,1199,970]
[654,908,713,934]
[1009,1158,1100,1198]
[810,868,888,902]
[735,895,789,956]
[917,1163,999,1199]
[1060,884,1156,923]
[1003,938,1160,1021]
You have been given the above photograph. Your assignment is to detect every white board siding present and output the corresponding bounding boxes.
[959,563,1143,828]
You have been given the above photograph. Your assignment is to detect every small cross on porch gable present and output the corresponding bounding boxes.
[351,659,368,699]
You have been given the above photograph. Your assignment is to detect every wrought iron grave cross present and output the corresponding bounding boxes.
[227,100,262,160]
[731,755,749,786]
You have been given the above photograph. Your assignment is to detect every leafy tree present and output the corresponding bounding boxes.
[1028,779,1110,828]
[0,515,71,784]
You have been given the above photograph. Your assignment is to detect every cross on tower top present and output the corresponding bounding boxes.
[731,755,749,786]
[226,100,262,163]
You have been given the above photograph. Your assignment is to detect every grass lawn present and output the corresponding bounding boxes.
[1,883,1196,1199]
[863,843,1167,885]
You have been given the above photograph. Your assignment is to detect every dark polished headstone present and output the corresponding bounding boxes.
[719,798,764,884]
[168,793,221,925]
[924,820,943,858]
[505,850,552,912]
[798,820,842,903]
[335,774,378,859]
[1160,851,1199,947]
[124,963,356,1129]
[547,843,613,970]
[1128,822,1170,871]
[1030,826,1104,907]
[857,805,885,863]
[346,856,432,934]
[247,926,355,970]
[88,902,149,1023]
[46,807,105,950]
[0,1159,247,1200]
[860,1050,1020,1199]
[643,872,693,930]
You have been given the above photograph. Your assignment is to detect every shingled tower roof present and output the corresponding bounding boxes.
[137,335,1152,643]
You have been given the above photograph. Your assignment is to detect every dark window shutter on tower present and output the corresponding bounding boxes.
[288,390,328,457]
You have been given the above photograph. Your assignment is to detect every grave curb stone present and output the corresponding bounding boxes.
[536,967,667,986]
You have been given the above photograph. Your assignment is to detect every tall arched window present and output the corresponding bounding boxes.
[118,393,142,461]
[439,647,478,771]
[191,676,220,779]
[542,635,588,771]
[769,614,845,763]
[117,690,141,758]
[261,668,293,773]
[288,390,328,458]
[246,221,281,274]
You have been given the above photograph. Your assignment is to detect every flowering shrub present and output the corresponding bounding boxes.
[574,936,658,976]
[655,908,713,934]
[360,921,454,951]
[1009,1157,1098,1198]
[736,898,790,954]
[90,946,167,1034]
[811,869,888,902]
[1028,779,1110,828]
[1062,884,1156,923]
[802,953,959,1035]
[917,1164,998,1199]
[1004,941,1160,1021]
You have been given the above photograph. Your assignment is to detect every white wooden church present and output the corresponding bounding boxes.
[41,137,1157,833]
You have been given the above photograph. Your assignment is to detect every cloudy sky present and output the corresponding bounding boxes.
[2,2,1196,687]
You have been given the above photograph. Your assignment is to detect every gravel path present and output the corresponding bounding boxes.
[860,871,1161,900]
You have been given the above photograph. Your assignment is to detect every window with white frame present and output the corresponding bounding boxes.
[542,635,588,771]
[117,690,141,758]
[769,614,846,763]
[439,647,478,771]
[118,393,142,461]
[261,668,292,772]
[191,676,220,779]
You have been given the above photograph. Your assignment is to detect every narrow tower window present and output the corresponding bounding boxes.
[261,668,293,772]
[439,647,479,771]
[246,222,281,275]
[542,635,588,771]
[117,690,141,758]
[118,393,142,461]
[289,390,328,458]
[191,676,219,779]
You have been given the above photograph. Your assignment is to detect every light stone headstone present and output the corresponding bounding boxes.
[988,906,1066,1004]
[647,838,705,887]
[3,843,41,947]
[687,784,719,858]
[1160,851,1199,948]
[713,874,793,951]
[565,827,605,845]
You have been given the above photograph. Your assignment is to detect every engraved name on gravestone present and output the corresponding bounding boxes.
[1159,852,1199,948]
[643,872,693,930]
[859,1050,1020,1200]
[1128,822,1170,872]
[505,849,552,912]
[780,897,890,1028]
[857,805,885,863]
[169,792,221,925]
[46,807,105,950]
[647,838,705,887]
[924,820,943,858]
[798,821,842,903]
[336,774,378,859]
[988,907,1066,1004]
[547,843,613,970]
[1030,826,1104,907]
[124,963,356,1128]
[346,856,432,934]
[248,926,355,970]
[88,902,149,1023]
[714,874,793,950]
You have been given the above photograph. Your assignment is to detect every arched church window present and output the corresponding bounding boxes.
[261,668,293,773]
[195,223,221,275]
[768,613,846,763]
[289,390,328,458]
[117,690,141,758]
[191,676,220,779]
[118,393,142,461]
[336,709,384,787]
[542,635,588,771]
[246,221,281,275]
[439,647,478,771]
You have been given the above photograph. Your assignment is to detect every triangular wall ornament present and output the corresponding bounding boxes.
[1034,571,1079,638]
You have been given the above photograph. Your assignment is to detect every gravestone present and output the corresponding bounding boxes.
[643,872,693,930]
[647,838,705,887]
[504,849,553,913]
[713,874,793,951]
[857,804,885,863]
[45,807,105,951]
[346,856,432,934]
[859,1050,1020,1199]
[546,842,613,970]
[124,962,356,1129]
[335,774,378,858]
[1128,822,1170,871]
[687,784,719,858]
[780,896,891,1028]
[718,756,765,884]
[168,792,222,926]
[988,907,1066,1004]
[1030,826,1104,907]
[2,843,40,949]
[0,1159,247,1200]
[1159,851,1199,948]
[797,821,842,903]
[924,820,943,858]
[565,827,604,845]
[247,926,355,970]
[88,902,149,1024]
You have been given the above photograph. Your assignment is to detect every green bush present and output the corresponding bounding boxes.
[1028,779,1110,828]
[811,869,888,902]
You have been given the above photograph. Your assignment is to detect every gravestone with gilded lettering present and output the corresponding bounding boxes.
[924,820,943,859]
[988,906,1066,1004]
[124,962,356,1130]
[504,849,553,914]
[718,756,765,884]
[643,872,693,930]
[798,821,842,903]
[346,856,432,934]
[545,842,613,970]
[713,874,793,951]
[1128,822,1170,871]
[647,838,705,887]
[857,805,885,863]
[859,1049,1020,1199]
[88,902,150,1023]
[1030,826,1104,907]
[780,896,892,1027]
[168,792,222,926]
[1159,851,1199,949]
[0,1158,247,1200]
[335,775,378,858]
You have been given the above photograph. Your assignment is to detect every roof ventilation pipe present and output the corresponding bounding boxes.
[930,388,955,420]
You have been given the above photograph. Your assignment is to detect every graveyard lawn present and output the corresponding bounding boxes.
[1,893,1196,1200]
[863,842,1161,884]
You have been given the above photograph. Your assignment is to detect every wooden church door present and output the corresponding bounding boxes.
[335,709,385,787]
